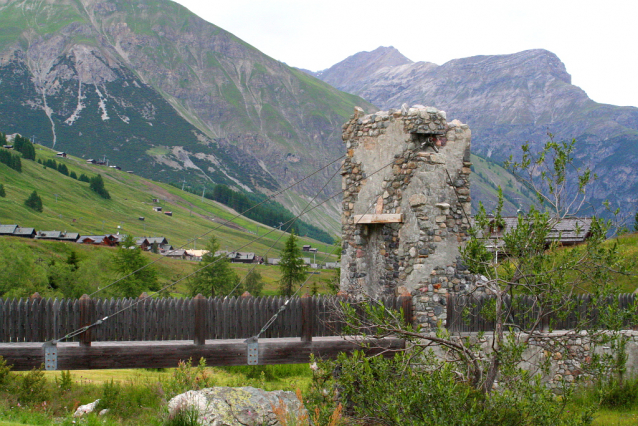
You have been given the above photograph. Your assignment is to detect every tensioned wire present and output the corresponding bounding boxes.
[222,160,344,298]
[50,156,398,343]
[86,154,345,298]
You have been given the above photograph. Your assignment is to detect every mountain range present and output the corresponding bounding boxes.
[306,46,638,216]
[1,1,636,232]
[0,0,375,234]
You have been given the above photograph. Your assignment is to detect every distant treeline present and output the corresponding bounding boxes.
[174,183,334,244]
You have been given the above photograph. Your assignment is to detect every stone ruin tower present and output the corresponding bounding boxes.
[340,105,473,328]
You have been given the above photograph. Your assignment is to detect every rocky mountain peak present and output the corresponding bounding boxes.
[314,46,413,91]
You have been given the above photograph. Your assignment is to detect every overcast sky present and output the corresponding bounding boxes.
[172,0,638,108]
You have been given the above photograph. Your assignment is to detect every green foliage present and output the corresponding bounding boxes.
[98,379,121,411]
[634,211,638,233]
[0,239,49,297]
[164,406,200,426]
[0,148,21,171]
[182,183,334,244]
[162,358,214,400]
[244,269,264,296]
[13,135,35,160]
[111,235,159,297]
[78,173,90,182]
[0,356,11,387]
[69,170,77,179]
[307,351,592,426]
[24,190,43,212]
[187,236,241,297]
[57,163,69,176]
[89,174,110,199]
[17,366,48,405]
[55,370,72,393]
[0,183,5,197]
[278,231,307,296]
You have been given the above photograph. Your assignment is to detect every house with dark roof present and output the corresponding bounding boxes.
[13,227,36,238]
[0,225,18,236]
[487,217,593,252]
[77,235,119,246]
[35,231,80,242]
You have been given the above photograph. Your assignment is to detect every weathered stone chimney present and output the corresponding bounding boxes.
[340,105,473,328]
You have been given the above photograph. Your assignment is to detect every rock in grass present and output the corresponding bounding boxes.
[168,386,309,426]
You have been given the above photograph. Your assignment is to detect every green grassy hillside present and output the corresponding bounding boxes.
[0,145,337,259]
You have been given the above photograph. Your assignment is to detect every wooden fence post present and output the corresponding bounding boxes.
[79,294,94,347]
[193,294,206,345]
[301,294,313,342]
[400,295,413,327]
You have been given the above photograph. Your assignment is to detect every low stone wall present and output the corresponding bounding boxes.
[426,330,638,389]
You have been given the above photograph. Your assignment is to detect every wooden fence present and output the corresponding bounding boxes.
[446,293,638,332]
[0,294,412,343]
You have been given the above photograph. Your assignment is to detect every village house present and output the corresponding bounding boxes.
[35,231,80,242]
[0,225,36,238]
[77,235,119,247]
[486,217,593,253]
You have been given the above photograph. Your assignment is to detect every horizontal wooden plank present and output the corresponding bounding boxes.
[353,214,403,224]
[0,337,405,370]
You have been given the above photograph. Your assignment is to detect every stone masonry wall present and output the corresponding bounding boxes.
[340,104,477,328]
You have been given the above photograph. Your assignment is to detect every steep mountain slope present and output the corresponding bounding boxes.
[312,47,638,215]
[0,0,376,233]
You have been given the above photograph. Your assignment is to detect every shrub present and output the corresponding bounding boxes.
[0,183,5,197]
[18,366,49,405]
[55,370,73,393]
[162,358,213,399]
[79,173,90,183]
[70,171,77,180]
[24,190,43,212]
[0,356,12,386]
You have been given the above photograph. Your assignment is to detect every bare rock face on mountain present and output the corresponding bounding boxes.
[0,0,376,231]
[312,47,638,215]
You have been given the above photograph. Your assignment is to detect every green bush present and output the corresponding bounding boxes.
[0,183,5,197]
[306,351,593,426]
[18,366,49,405]
[24,190,43,212]
[70,171,77,180]
[162,358,214,399]
[0,356,11,386]
[55,370,72,393]
[79,173,90,183]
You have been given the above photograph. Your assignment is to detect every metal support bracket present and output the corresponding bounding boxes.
[43,341,58,371]
[245,336,259,365]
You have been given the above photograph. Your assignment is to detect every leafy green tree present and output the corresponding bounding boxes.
[69,170,77,180]
[24,190,43,212]
[89,174,111,199]
[111,235,158,297]
[187,236,241,297]
[244,269,264,296]
[0,184,5,197]
[278,231,307,296]
[79,173,90,183]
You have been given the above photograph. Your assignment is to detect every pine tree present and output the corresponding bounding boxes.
[0,184,5,197]
[24,191,43,212]
[187,236,241,297]
[244,269,264,296]
[278,231,307,296]
[89,174,110,199]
